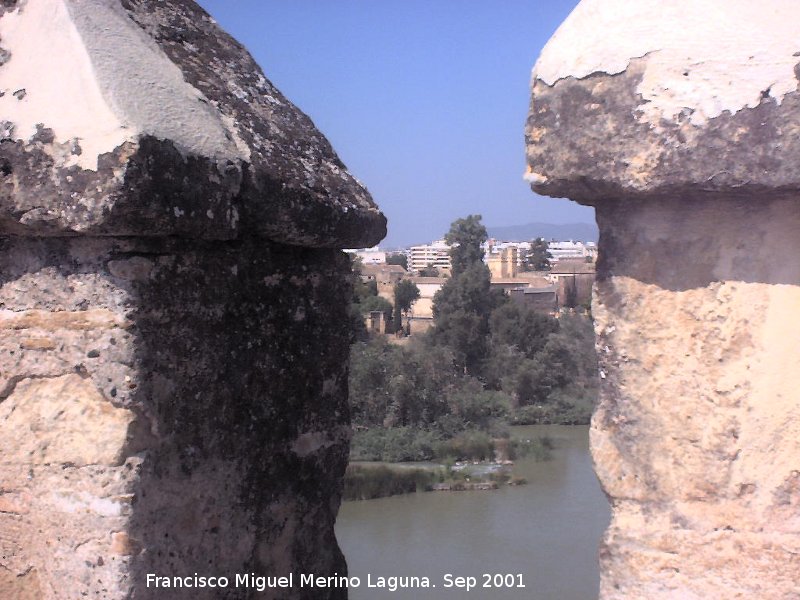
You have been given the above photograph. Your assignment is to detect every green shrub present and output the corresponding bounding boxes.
[509,437,552,461]
[343,464,439,500]
[436,430,494,461]
[350,427,441,462]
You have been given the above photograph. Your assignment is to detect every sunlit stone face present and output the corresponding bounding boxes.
[527,1,800,597]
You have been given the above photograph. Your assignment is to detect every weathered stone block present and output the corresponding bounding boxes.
[0,373,136,466]
[527,1,800,598]
[0,0,385,247]
[0,1,385,598]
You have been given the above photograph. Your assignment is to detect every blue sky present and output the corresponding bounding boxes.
[196,1,591,248]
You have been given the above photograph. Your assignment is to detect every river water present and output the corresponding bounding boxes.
[335,425,610,600]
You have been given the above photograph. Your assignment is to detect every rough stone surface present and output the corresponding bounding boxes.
[527,2,800,598]
[0,0,385,247]
[592,198,800,599]
[525,1,800,204]
[0,1,383,598]
[0,237,355,600]
[0,373,136,466]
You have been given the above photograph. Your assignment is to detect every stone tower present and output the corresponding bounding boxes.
[527,1,800,598]
[0,1,385,598]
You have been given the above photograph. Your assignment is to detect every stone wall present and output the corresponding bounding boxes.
[0,1,385,598]
[527,1,800,598]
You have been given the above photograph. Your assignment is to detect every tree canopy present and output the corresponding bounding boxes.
[394,280,420,315]
[361,295,393,322]
[432,215,504,374]
[386,253,408,270]
[349,255,392,339]
[489,302,560,359]
[418,265,440,277]
[393,279,420,334]
[445,214,488,277]
[525,238,552,271]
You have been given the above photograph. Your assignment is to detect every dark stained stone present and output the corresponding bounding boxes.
[0,0,386,248]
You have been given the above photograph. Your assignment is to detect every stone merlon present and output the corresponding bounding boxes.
[526,0,800,203]
[0,1,382,598]
[528,1,800,598]
[0,0,386,247]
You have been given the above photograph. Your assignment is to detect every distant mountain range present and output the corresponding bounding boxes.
[486,221,598,242]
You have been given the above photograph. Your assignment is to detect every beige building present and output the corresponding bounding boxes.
[360,263,407,304]
[360,263,406,285]
[406,276,447,334]
[549,261,595,308]
[486,246,519,279]
[509,285,559,313]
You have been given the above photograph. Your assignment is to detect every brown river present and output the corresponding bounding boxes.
[335,425,610,600]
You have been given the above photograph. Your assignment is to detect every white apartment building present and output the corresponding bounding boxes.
[403,237,597,274]
[548,241,597,262]
[344,246,386,265]
[406,239,452,272]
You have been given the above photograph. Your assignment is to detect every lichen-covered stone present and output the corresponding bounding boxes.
[527,2,800,598]
[1,237,355,599]
[526,0,800,204]
[0,0,386,246]
[0,1,382,598]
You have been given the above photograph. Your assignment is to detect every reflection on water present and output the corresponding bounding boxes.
[335,425,610,600]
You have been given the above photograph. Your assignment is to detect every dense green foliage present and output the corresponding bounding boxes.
[361,295,393,323]
[350,337,499,431]
[445,214,488,276]
[431,216,505,374]
[563,275,578,308]
[393,279,420,334]
[525,238,552,271]
[418,265,441,277]
[385,253,408,270]
[489,302,560,359]
[350,426,442,462]
[348,336,516,461]
[343,464,439,500]
[394,280,421,315]
[348,313,596,460]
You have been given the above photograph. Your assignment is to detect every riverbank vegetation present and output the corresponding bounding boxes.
[343,458,536,501]
[343,464,440,501]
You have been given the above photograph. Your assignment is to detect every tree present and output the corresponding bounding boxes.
[386,253,408,270]
[348,303,368,342]
[349,337,396,425]
[432,215,505,374]
[445,214,488,276]
[348,255,384,339]
[418,264,440,277]
[431,291,489,374]
[393,280,420,334]
[394,280,420,314]
[360,295,393,324]
[350,256,378,302]
[525,238,552,271]
[489,302,560,360]
[508,335,578,406]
